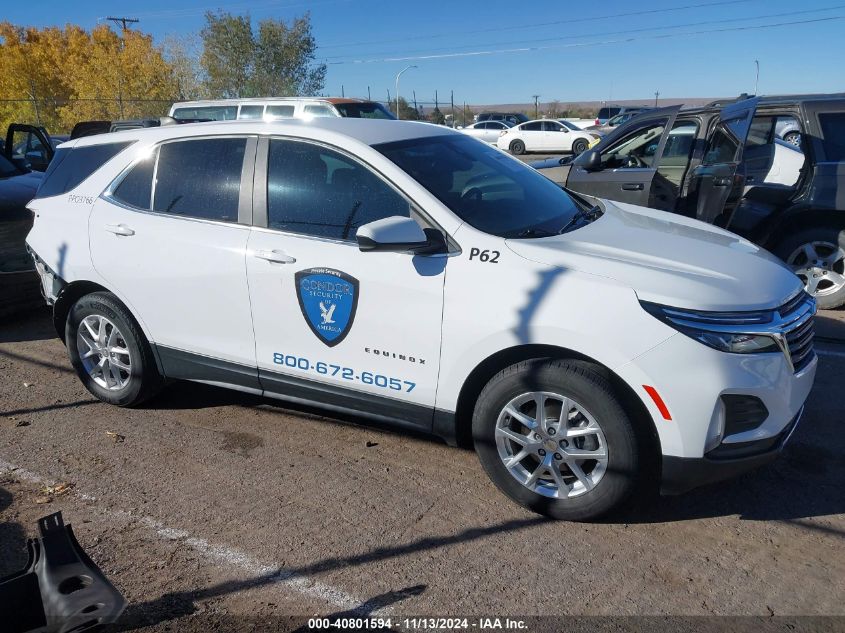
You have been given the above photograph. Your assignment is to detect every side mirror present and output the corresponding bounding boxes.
[356,216,446,255]
[574,149,602,171]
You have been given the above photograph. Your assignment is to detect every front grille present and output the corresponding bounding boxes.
[778,293,816,373]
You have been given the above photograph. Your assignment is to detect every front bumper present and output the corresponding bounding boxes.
[660,406,803,494]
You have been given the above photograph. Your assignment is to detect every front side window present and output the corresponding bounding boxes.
[267,140,410,241]
[703,124,740,165]
[375,134,586,239]
[151,138,246,222]
[658,121,698,162]
[600,119,668,169]
[522,122,542,132]
[542,121,563,132]
[332,102,395,119]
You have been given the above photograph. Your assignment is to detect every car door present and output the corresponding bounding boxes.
[686,98,758,225]
[4,124,53,172]
[542,121,570,151]
[245,137,446,429]
[519,121,543,151]
[91,135,260,384]
[566,106,680,208]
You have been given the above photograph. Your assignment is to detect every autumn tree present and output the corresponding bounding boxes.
[199,11,326,98]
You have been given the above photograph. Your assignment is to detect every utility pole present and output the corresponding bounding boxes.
[367,86,371,100]
[341,84,345,98]
[451,90,455,127]
[532,95,540,119]
[106,16,138,31]
[413,90,417,113]
[654,90,660,107]
[754,60,760,95]
[106,17,138,120]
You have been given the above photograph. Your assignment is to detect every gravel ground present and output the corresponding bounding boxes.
[1,307,844,633]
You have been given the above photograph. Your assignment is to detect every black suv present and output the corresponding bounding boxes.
[476,112,529,126]
[535,94,845,308]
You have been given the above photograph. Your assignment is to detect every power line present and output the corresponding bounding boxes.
[324,4,845,61]
[317,0,760,50]
[105,16,139,31]
[326,15,845,65]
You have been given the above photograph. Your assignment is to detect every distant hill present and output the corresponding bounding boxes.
[467,97,720,112]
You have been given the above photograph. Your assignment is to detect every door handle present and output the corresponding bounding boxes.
[254,249,296,264]
[621,183,644,191]
[713,176,732,187]
[104,224,135,236]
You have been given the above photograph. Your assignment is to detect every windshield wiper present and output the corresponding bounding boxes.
[558,204,603,234]
[514,228,557,239]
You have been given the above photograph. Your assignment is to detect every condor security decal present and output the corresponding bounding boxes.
[295,268,359,347]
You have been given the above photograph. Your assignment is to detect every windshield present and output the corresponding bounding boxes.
[558,120,581,131]
[333,102,396,120]
[374,134,585,238]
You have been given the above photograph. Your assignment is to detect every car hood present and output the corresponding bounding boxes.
[506,200,802,312]
[0,171,42,218]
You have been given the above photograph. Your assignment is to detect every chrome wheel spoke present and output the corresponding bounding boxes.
[77,315,132,391]
[826,271,845,289]
[495,390,608,499]
[802,243,818,262]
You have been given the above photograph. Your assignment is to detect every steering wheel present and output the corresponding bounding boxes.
[625,154,647,168]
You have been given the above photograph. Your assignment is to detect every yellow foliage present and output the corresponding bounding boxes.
[0,22,177,134]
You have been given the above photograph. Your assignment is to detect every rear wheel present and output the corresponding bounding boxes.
[783,131,801,147]
[775,227,845,309]
[572,138,589,155]
[509,139,525,155]
[472,359,641,521]
[66,292,163,406]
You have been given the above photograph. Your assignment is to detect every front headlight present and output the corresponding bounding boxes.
[641,302,782,354]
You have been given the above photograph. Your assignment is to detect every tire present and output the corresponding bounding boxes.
[472,359,641,521]
[66,291,162,406]
[509,140,525,155]
[774,227,845,310]
[572,139,589,155]
[782,131,801,147]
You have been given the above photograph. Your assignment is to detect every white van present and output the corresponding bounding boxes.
[168,97,396,121]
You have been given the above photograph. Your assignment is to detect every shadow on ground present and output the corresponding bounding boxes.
[0,486,28,577]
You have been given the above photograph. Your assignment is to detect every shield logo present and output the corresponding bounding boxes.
[295,268,359,347]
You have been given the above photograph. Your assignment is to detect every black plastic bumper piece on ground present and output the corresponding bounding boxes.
[0,511,126,633]
[660,407,803,495]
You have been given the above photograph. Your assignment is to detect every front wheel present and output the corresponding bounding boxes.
[572,139,589,155]
[66,292,163,406]
[472,359,641,521]
[775,227,845,309]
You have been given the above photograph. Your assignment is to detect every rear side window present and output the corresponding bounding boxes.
[238,105,264,120]
[152,138,246,222]
[818,112,845,161]
[172,106,237,121]
[703,124,740,165]
[266,105,295,118]
[35,142,133,199]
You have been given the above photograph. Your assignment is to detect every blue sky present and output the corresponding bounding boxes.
[3,0,844,104]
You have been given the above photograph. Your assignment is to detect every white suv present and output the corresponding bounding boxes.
[26,119,816,520]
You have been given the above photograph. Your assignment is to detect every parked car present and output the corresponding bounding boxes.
[458,120,513,143]
[169,98,396,121]
[594,105,650,126]
[587,108,652,133]
[534,94,845,308]
[27,118,815,520]
[476,112,529,126]
[1,124,50,317]
[496,119,599,155]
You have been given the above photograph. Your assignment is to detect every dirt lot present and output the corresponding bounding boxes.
[1,307,844,632]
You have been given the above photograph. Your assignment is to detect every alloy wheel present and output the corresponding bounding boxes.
[495,391,608,498]
[76,315,132,391]
[787,240,845,297]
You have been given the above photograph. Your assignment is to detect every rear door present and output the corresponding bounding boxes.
[566,106,680,208]
[687,98,758,224]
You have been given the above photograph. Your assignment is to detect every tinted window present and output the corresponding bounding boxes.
[332,102,396,120]
[173,106,237,121]
[522,122,542,131]
[746,116,775,147]
[659,121,698,161]
[601,119,668,169]
[542,121,562,132]
[704,124,740,164]
[152,138,246,222]
[266,105,295,118]
[238,105,264,120]
[35,142,132,199]
[267,140,410,241]
[598,107,621,120]
[112,151,156,209]
[375,134,584,239]
[819,112,845,161]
